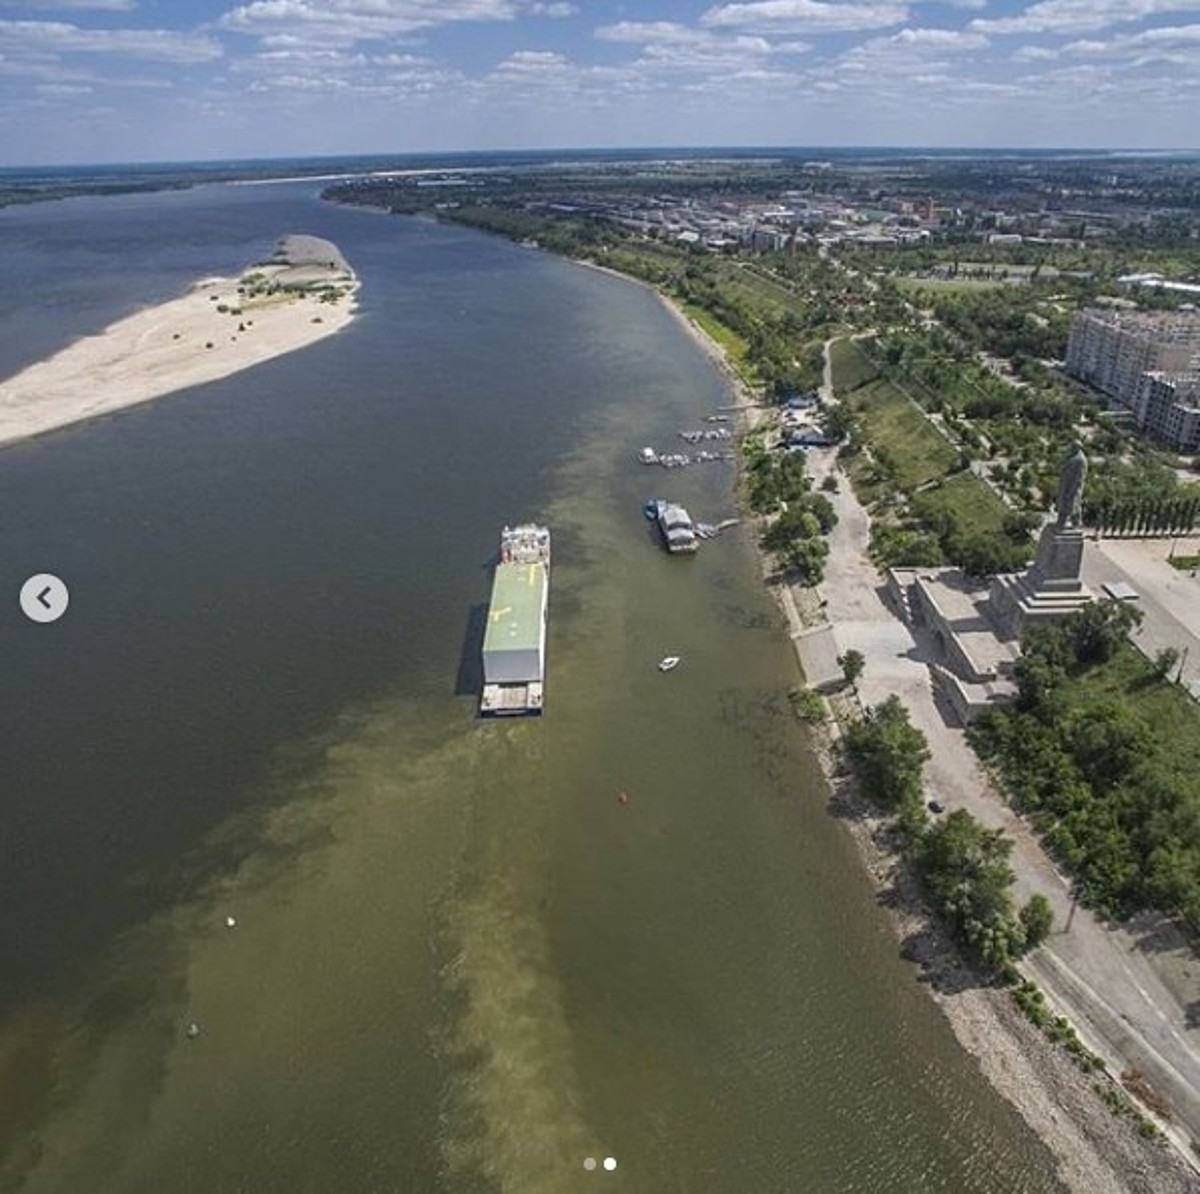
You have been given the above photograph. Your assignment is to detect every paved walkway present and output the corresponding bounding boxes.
[793,441,1200,1162]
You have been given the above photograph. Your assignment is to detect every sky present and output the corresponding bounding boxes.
[0,0,1197,165]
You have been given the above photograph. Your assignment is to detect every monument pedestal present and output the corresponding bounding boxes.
[989,525,1093,639]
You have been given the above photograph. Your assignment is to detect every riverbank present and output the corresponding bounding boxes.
[651,289,1196,1193]
[0,234,358,449]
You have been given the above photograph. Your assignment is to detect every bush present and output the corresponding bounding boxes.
[1019,893,1054,951]
[788,687,826,723]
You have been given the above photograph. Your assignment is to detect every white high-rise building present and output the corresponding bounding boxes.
[1065,309,1200,449]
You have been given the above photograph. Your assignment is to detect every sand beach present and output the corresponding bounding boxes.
[0,234,358,448]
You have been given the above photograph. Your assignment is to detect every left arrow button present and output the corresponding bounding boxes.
[20,574,69,624]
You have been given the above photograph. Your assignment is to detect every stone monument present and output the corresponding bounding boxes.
[1055,440,1087,530]
[989,442,1094,638]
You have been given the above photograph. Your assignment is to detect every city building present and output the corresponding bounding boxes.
[1135,372,1200,452]
[1065,309,1200,449]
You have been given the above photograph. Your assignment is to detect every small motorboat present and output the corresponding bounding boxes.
[658,656,681,672]
[644,499,661,520]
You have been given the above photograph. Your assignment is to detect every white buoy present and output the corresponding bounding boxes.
[224,915,237,929]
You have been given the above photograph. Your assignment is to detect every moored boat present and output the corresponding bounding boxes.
[654,500,698,554]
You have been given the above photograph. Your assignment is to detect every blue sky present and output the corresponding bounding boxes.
[0,0,1197,164]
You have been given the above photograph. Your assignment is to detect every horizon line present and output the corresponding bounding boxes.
[3,143,1200,173]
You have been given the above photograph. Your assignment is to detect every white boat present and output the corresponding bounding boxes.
[658,655,681,672]
[654,500,699,553]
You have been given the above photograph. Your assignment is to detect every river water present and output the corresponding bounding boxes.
[0,182,1063,1192]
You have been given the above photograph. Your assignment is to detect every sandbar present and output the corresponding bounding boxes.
[0,233,359,448]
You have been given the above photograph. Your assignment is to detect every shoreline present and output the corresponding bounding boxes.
[636,272,1195,1193]
[0,234,359,449]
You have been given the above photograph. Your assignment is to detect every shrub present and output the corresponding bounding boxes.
[788,687,826,723]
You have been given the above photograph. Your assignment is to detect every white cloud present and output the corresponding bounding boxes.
[595,18,809,75]
[1012,44,1058,60]
[220,0,544,44]
[35,81,92,95]
[972,0,1200,36]
[889,27,989,48]
[494,48,568,72]
[834,24,989,74]
[1061,23,1200,66]
[0,19,222,61]
[700,0,909,34]
[596,21,700,45]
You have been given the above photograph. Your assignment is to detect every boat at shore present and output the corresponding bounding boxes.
[480,523,550,717]
[654,499,699,554]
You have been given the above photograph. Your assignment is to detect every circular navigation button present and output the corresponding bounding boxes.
[19,574,69,624]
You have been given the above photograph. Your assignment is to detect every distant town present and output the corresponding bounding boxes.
[332,152,1200,459]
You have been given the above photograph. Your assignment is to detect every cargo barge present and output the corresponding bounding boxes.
[480,523,550,716]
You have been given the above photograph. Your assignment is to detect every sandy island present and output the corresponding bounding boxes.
[0,233,359,448]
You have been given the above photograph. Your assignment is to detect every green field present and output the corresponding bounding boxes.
[896,275,1008,294]
[829,337,880,394]
[910,471,1012,537]
[844,377,959,491]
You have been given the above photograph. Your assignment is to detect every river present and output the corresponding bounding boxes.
[0,180,1063,1192]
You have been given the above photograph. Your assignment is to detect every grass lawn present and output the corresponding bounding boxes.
[829,337,880,394]
[910,471,1012,537]
[895,275,1008,294]
[846,377,959,491]
[711,261,807,321]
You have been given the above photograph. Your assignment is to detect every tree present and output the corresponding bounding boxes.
[784,536,829,586]
[1066,599,1143,665]
[917,809,1026,967]
[1019,893,1054,951]
[839,648,866,690]
[1153,647,1180,680]
[845,695,930,811]
[822,403,855,442]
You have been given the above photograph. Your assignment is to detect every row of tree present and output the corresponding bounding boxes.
[844,695,1053,970]
[745,441,838,585]
[1087,496,1200,537]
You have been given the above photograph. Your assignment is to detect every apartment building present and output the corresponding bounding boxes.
[1135,372,1200,453]
[1065,309,1200,449]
